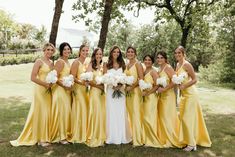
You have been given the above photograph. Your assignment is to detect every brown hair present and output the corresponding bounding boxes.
[126,46,137,55]
[91,47,103,70]
[107,45,126,71]
[156,51,169,64]
[78,44,88,57]
[175,45,186,56]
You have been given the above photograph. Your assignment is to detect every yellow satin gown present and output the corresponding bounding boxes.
[86,68,106,147]
[70,60,89,143]
[125,63,143,146]
[142,70,162,147]
[10,59,51,146]
[177,64,211,147]
[50,59,72,142]
[157,68,182,148]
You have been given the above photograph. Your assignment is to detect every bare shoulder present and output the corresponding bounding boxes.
[183,61,194,70]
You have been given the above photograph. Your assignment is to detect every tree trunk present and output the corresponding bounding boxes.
[49,0,64,46]
[98,0,114,50]
[180,25,191,48]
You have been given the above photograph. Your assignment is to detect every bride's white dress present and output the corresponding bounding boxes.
[106,68,132,144]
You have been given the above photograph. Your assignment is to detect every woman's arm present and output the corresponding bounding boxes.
[158,66,176,93]
[179,62,197,90]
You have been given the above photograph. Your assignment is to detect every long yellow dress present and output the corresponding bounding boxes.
[125,63,143,146]
[177,64,211,147]
[10,59,51,146]
[142,70,162,147]
[86,68,106,147]
[50,59,72,142]
[70,60,89,143]
[157,69,182,148]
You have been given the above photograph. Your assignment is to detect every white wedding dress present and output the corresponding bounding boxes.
[106,68,132,144]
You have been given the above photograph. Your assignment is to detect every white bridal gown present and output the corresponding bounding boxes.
[106,68,132,144]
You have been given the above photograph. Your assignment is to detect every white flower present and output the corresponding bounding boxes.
[125,76,135,85]
[139,79,152,91]
[62,74,74,87]
[80,72,93,81]
[156,76,167,87]
[172,72,187,84]
[45,70,58,84]
[95,76,104,85]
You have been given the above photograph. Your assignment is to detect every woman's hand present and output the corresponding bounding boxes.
[157,87,166,93]
[179,84,186,90]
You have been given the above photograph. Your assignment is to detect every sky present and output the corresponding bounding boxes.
[0,0,155,31]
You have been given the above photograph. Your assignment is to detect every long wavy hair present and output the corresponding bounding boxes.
[107,45,126,71]
[91,47,103,70]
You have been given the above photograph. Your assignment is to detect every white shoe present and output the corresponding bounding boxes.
[183,145,197,151]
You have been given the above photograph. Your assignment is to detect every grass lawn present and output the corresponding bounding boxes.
[0,63,235,157]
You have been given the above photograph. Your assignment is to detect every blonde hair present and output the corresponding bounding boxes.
[43,43,55,52]
[175,45,186,56]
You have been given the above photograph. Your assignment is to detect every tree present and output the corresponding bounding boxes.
[134,0,218,48]
[72,0,136,50]
[49,0,64,46]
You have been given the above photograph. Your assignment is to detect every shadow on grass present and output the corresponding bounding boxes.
[0,97,234,157]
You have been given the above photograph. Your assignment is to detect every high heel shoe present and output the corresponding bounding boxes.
[183,145,197,151]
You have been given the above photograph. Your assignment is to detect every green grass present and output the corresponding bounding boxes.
[0,63,235,157]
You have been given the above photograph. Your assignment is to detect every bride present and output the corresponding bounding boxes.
[103,45,132,144]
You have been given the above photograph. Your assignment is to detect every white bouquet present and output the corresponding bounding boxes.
[95,76,104,85]
[172,72,187,85]
[80,72,93,92]
[45,70,58,93]
[139,79,152,102]
[156,76,167,88]
[125,76,135,97]
[62,74,74,87]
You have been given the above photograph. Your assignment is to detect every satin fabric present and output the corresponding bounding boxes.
[50,59,72,142]
[157,70,182,148]
[86,69,106,147]
[10,60,51,146]
[125,63,143,146]
[142,70,162,147]
[70,60,89,143]
[177,65,211,147]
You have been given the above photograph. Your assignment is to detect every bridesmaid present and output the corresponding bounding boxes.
[86,48,106,147]
[156,51,182,148]
[174,46,211,151]
[125,46,144,146]
[50,42,72,144]
[141,55,162,147]
[10,43,55,147]
[70,44,89,143]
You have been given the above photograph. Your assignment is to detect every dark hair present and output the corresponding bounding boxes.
[91,47,103,70]
[107,45,126,71]
[59,42,72,56]
[175,45,186,56]
[78,44,88,57]
[143,54,154,63]
[156,51,169,63]
[126,46,137,55]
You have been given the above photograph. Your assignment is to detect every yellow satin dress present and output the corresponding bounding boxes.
[157,69,182,148]
[86,68,106,147]
[125,63,143,146]
[10,60,52,146]
[177,65,211,147]
[50,59,72,142]
[70,60,89,143]
[142,70,162,147]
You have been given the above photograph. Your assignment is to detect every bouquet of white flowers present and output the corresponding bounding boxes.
[62,74,74,87]
[172,72,187,85]
[80,72,93,92]
[156,76,167,88]
[139,79,152,102]
[125,76,135,97]
[45,70,58,93]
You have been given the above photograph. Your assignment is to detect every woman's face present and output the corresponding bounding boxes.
[126,48,136,60]
[112,48,120,60]
[62,45,71,58]
[95,49,103,63]
[174,48,184,61]
[44,46,54,58]
[144,56,153,68]
[80,46,89,58]
[156,54,166,65]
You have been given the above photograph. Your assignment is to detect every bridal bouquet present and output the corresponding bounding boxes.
[172,72,187,85]
[45,70,58,93]
[62,74,76,95]
[80,72,93,92]
[139,79,152,102]
[156,76,167,88]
